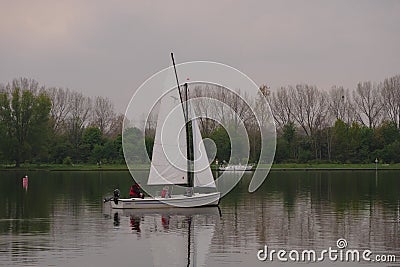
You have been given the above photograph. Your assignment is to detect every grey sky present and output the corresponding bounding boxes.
[1,0,399,113]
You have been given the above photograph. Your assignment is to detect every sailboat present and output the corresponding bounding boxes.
[110,54,220,209]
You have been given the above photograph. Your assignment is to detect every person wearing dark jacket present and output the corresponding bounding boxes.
[130,183,144,198]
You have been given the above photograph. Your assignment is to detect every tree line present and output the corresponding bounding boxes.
[1,75,399,167]
[0,78,124,166]
[143,75,400,165]
[269,74,400,164]
[187,74,400,165]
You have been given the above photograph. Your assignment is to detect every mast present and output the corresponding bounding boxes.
[186,216,192,267]
[170,53,193,188]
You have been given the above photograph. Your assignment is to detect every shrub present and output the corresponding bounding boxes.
[63,156,73,165]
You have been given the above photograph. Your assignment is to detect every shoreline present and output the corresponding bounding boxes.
[1,164,400,171]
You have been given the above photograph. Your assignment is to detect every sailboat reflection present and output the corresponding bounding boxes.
[119,207,220,267]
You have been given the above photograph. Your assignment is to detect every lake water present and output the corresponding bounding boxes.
[0,170,399,266]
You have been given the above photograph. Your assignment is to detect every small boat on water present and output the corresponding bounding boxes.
[105,53,220,209]
[219,164,253,171]
[109,191,220,209]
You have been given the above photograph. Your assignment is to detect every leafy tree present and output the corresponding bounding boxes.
[209,126,231,163]
[90,144,104,164]
[0,88,51,167]
[297,136,313,163]
[274,137,290,163]
[48,135,72,164]
[90,138,123,164]
[123,127,147,164]
[379,140,400,163]
[332,119,349,162]
[282,122,296,158]
[82,127,102,149]
[114,134,124,162]
[374,121,399,148]
[80,127,102,162]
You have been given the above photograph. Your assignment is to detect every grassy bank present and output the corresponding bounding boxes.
[267,163,400,171]
[1,163,400,171]
[269,163,400,169]
[0,163,132,171]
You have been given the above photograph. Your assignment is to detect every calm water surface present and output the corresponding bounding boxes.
[0,170,399,266]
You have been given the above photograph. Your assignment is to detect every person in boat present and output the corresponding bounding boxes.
[161,186,170,198]
[130,183,144,198]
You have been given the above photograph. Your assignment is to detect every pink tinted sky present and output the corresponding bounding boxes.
[1,0,399,112]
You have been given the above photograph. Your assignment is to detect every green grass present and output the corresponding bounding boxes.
[268,163,400,169]
[0,163,143,171]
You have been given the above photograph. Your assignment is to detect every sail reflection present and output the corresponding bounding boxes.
[114,207,220,267]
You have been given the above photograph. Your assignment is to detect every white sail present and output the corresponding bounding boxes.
[192,117,216,188]
[148,87,216,188]
[147,89,188,185]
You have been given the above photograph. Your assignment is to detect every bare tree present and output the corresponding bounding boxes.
[66,92,92,155]
[107,113,125,138]
[328,86,357,125]
[329,86,346,122]
[190,84,232,125]
[11,78,42,94]
[208,85,230,124]
[189,84,253,134]
[381,75,400,127]
[191,85,219,136]
[353,81,383,128]
[4,78,43,94]
[228,89,253,127]
[269,86,293,129]
[291,84,328,136]
[255,85,273,129]
[45,87,72,133]
[68,92,92,127]
[144,107,157,139]
[91,96,116,135]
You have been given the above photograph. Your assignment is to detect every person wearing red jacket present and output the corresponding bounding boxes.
[129,183,144,198]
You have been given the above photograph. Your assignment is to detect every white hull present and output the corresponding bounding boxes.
[219,165,253,171]
[110,192,220,209]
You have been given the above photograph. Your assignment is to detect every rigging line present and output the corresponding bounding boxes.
[170,53,193,188]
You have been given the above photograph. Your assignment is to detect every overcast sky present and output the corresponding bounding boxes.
[1,0,399,113]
